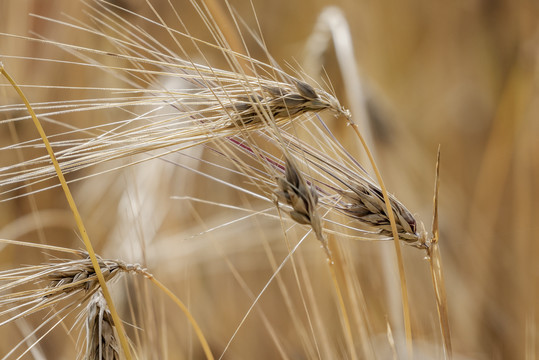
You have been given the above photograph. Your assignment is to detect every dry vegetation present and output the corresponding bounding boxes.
[0,0,538,359]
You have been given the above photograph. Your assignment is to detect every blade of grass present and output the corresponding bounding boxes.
[427,146,452,359]
[0,63,133,360]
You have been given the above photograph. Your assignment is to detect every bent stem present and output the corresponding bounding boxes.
[144,274,215,360]
[0,64,133,360]
[348,122,413,359]
[327,239,359,360]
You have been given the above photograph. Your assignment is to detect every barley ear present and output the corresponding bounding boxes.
[275,157,331,258]
[85,290,120,360]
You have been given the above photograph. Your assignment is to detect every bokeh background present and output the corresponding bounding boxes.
[1,0,537,359]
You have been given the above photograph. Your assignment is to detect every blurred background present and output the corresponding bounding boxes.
[0,0,537,359]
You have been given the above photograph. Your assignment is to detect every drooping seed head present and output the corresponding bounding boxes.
[85,290,120,360]
[337,181,422,245]
[227,79,349,126]
[275,157,330,257]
